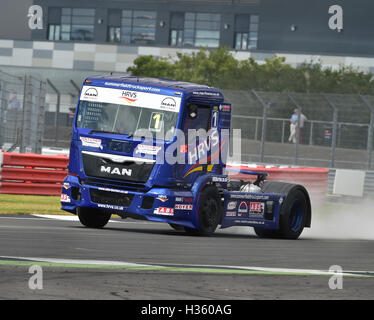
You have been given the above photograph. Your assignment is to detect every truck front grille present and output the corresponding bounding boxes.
[90,189,134,207]
[82,152,155,184]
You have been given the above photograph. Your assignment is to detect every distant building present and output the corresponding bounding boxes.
[0,0,373,91]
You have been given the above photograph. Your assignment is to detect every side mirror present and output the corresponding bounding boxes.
[187,104,198,119]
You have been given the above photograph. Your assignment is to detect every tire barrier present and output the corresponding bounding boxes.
[0,151,68,195]
[227,164,329,202]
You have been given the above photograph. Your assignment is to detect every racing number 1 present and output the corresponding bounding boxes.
[149,112,164,132]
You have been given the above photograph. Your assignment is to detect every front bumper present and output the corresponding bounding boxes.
[60,175,197,228]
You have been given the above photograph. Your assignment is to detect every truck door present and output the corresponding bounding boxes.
[180,103,219,182]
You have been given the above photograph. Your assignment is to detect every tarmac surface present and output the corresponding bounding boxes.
[0,214,373,300]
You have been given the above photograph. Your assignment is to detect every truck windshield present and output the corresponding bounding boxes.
[76,100,179,140]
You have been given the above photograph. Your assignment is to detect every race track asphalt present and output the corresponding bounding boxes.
[0,215,373,300]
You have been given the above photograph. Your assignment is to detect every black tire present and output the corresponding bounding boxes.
[184,185,222,236]
[169,223,184,231]
[254,181,310,240]
[253,227,280,239]
[77,207,111,229]
[278,189,307,239]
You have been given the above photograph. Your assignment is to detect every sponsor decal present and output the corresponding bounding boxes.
[238,201,248,216]
[135,144,161,155]
[249,202,265,214]
[153,207,174,216]
[120,90,137,103]
[230,194,270,200]
[84,87,98,98]
[220,104,231,112]
[160,97,177,111]
[156,195,168,202]
[279,197,284,204]
[188,129,219,164]
[100,165,132,176]
[226,211,236,217]
[176,197,194,203]
[234,220,250,224]
[60,194,71,203]
[174,204,193,210]
[247,220,265,225]
[192,91,220,97]
[97,203,124,211]
[62,183,70,190]
[105,82,161,93]
[80,85,181,113]
[98,187,128,194]
[80,136,102,148]
[227,201,237,210]
[212,176,227,183]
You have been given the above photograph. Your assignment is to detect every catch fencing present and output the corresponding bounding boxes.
[0,71,45,154]
[224,90,374,170]
[1,70,373,173]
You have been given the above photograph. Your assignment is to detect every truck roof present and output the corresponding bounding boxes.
[85,75,224,101]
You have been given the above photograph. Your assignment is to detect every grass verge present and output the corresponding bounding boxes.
[0,194,72,215]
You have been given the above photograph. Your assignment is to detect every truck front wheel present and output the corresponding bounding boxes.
[78,207,111,229]
[185,185,222,236]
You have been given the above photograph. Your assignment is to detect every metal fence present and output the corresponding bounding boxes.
[224,90,374,170]
[1,72,374,172]
[0,71,45,154]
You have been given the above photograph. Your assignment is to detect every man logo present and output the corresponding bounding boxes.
[161,97,176,110]
[84,88,98,98]
[100,166,132,176]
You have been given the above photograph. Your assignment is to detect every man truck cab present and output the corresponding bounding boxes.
[61,76,311,239]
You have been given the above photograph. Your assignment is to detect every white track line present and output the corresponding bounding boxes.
[0,256,154,267]
[0,256,372,277]
[32,214,80,221]
[31,214,160,225]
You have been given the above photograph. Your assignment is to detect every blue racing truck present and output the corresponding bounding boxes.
[61,76,311,239]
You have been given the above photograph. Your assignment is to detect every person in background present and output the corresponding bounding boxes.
[8,93,21,111]
[288,108,307,144]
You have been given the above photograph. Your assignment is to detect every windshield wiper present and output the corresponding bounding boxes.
[89,130,134,139]
[89,130,122,135]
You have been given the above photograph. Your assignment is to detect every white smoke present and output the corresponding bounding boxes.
[218,199,374,240]
[301,199,374,240]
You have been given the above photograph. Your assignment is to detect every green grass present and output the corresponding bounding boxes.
[0,194,71,215]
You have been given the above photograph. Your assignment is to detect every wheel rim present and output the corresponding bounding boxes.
[289,200,303,232]
[202,197,218,228]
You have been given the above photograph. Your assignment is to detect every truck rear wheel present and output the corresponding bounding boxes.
[254,181,310,240]
[78,207,111,229]
[185,185,222,236]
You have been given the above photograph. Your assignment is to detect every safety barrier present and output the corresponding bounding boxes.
[227,164,329,201]
[0,151,68,195]
[0,151,329,198]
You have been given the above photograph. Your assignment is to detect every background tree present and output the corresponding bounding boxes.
[127,47,374,94]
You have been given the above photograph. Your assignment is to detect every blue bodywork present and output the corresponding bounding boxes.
[61,76,287,230]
